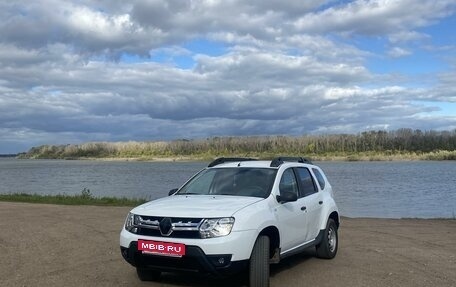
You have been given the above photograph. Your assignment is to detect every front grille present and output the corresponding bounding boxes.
[135,216,203,239]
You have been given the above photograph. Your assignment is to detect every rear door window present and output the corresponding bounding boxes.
[279,168,299,197]
[295,167,317,197]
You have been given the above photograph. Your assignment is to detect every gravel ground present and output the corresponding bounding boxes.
[0,202,455,287]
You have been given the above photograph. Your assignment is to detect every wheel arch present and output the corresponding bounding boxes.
[329,211,340,229]
[258,226,280,259]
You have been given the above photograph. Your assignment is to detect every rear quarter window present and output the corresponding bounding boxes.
[312,168,326,190]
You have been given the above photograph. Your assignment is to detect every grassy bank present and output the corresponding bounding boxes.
[311,150,456,161]
[0,192,147,207]
[30,150,456,162]
[18,129,456,161]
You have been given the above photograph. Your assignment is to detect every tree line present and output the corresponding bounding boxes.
[20,128,456,160]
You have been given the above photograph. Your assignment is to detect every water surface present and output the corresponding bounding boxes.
[1,159,455,218]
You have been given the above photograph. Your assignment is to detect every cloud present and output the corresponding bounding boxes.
[0,45,445,136]
[388,31,430,44]
[387,47,412,58]
[0,0,455,153]
[423,70,456,102]
[0,0,328,57]
[293,0,455,37]
[0,1,161,56]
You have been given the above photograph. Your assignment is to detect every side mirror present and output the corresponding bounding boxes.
[276,190,298,203]
[168,188,178,196]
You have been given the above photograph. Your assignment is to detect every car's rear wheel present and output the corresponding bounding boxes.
[316,218,338,259]
[136,267,161,281]
[249,235,270,287]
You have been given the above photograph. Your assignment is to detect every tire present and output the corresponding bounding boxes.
[136,267,161,281]
[316,218,338,259]
[249,236,270,287]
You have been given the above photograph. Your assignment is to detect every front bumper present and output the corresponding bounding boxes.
[120,227,257,275]
[120,227,257,261]
[120,242,248,275]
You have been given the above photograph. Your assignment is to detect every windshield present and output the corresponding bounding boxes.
[177,168,277,198]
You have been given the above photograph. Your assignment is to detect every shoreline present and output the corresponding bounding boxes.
[0,197,454,220]
[11,153,456,162]
[0,192,146,207]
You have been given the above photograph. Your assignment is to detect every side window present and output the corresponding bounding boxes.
[279,169,299,196]
[312,168,326,190]
[296,168,317,197]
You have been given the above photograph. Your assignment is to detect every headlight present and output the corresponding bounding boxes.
[125,212,139,233]
[199,217,235,238]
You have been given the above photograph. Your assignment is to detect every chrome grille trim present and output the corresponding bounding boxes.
[136,216,203,231]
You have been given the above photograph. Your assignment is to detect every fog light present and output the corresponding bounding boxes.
[208,255,232,267]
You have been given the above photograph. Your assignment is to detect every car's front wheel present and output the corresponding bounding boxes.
[136,267,161,281]
[249,235,270,287]
[316,218,338,259]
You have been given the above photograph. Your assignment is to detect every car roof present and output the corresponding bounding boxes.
[210,160,274,168]
[208,160,316,169]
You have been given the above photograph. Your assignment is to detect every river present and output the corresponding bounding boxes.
[0,159,455,218]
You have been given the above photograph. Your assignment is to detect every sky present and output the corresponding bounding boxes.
[0,0,456,153]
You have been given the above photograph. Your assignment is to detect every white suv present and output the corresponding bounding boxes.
[120,157,339,286]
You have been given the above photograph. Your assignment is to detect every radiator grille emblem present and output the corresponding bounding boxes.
[159,217,173,236]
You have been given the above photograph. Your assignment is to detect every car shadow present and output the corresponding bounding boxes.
[270,247,315,276]
[150,248,316,287]
[153,271,248,287]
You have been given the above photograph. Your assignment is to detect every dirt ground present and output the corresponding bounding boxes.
[0,202,455,287]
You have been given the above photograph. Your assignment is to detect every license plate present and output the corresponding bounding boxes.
[138,240,186,257]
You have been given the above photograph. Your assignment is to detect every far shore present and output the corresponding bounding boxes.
[14,130,456,162]
[12,153,456,162]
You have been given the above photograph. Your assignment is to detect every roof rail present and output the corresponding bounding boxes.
[208,157,257,167]
[270,156,313,167]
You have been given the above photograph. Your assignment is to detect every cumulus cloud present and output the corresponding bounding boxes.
[293,0,455,37]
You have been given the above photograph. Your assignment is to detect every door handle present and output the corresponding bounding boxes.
[301,206,306,211]
[319,201,323,205]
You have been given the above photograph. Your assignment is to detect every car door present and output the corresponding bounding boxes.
[295,167,323,242]
[274,168,308,253]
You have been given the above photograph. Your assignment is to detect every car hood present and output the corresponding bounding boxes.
[131,195,264,218]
